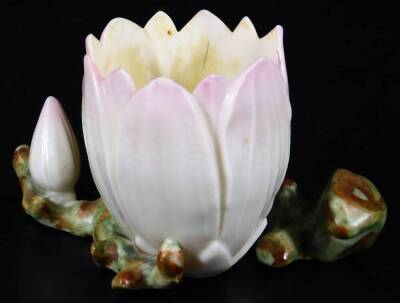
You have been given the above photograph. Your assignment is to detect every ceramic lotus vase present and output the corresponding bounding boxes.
[83,10,291,277]
[13,10,386,290]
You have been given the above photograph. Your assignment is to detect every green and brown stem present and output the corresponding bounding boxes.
[14,144,386,278]
[13,145,184,289]
[257,169,387,267]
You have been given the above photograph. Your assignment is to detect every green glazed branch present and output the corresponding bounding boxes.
[13,145,184,289]
[257,169,387,267]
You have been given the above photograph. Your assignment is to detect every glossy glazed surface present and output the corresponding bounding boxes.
[13,145,184,289]
[82,11,291,276]
[257,170,387,267]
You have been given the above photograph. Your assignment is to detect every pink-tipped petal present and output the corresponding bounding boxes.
[275,25,288,87]
[82,55,135,237]
[218,58,291,257]
[111,78,222,274]
[193,75,229,131]
[261,25,288,87]
[29,96,80,204]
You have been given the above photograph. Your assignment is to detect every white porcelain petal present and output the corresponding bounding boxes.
[86,19,160,88]
[29,96,80,204]
[145,10,262,91]
[82,11,292,277]
[145,11,287,90]
[261,25,288,85]
[218,58,291,257]
[193,75,229,131]
[111,78,223,274]
[82,55,135,236]
[231,218,267,264]
[87,11,288,91]
[233,17,258,37]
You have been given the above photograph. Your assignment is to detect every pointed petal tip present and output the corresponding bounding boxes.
[102,17,133,30]
[30,96,80,204]
[41,96,66,120]
[184,9,229,31]
[236,57,290,117]
[147,10,174,24]
[134,77,194,103]
[85,34,101,56]
[275,24,284,35]
[107,67,135,85]
[153,10,169,17]
[196,9,215,17]
[261,24,284,40]
[145,11,178,37]
[100,17,140,43]
[193,74,229,92]
[241,57,278,78]
[234,16,258,36]
[237,57,287,85]
[103,68,136,97]
[193,74,229,129]
[271,25,288,85]
[44,95,59,106]
[45,95,58,102]
[274,25,284,48]
[147,10,174,22]
[145,77,186,93]
[84,54,136,95]
[194,9,225,22]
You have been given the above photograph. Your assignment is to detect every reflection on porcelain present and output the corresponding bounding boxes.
[82,10,291,276]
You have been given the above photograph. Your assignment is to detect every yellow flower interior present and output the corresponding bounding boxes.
[86,11,284,91]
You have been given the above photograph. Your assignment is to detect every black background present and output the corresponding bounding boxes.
[1,1,399,302]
